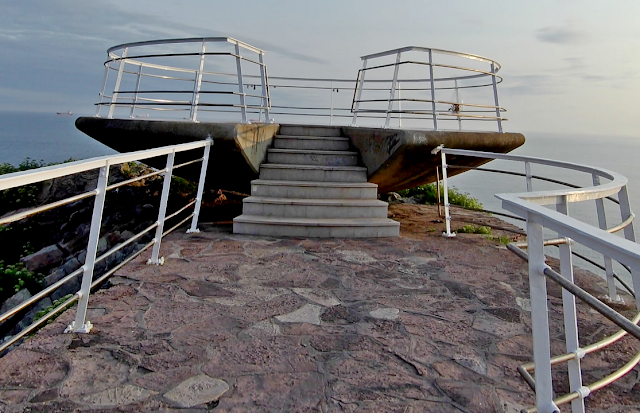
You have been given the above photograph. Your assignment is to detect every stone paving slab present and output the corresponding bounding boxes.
[0,204,639,412]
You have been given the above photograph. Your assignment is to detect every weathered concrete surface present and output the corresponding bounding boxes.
[342,127,526,193]
[0,204,638,412]
[76,118,279,193]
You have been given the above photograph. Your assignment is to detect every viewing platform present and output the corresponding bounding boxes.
[1,205,637,412]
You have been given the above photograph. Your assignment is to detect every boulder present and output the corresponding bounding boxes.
[16,297,53,332]
[0,289,32,315]
[20,244,65,273]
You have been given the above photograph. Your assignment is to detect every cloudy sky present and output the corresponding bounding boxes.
[1,0,639,137]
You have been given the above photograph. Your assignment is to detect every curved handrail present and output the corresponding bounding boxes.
[95,37,507,130]
[436,147,640,413]
[351,46,505,131]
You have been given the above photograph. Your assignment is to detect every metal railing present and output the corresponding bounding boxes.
[351,46,506,131]
[96,37,270,123]
[435,147,640,413]
[0,140,212,352]
[94,38,507,131]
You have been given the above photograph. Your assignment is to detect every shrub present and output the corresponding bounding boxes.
[397,183,483,210]
[0,261,43,303]
[456,225,492,235]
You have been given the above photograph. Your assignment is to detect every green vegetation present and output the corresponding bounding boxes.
[397,183,483,210]
[456,224,492,235]
[34,294,75,324]
[486,235,511,245]
[0,261,43,302]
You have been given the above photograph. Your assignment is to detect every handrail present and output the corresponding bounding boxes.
[98,37,270,123]
[351,47,505,131]
[435,146,639,413]
[94,37,508,130]
[0,139,212,351]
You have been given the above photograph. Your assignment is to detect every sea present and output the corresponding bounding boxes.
[0,110,638,291]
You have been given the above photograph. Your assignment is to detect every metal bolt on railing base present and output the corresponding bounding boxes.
[147,257,165,266]
[64,320,93,334]
[186,228,200,234]
[603,294,625,304]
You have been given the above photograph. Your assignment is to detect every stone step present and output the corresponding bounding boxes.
[259,164,367,183]
[278,125,342,137]
[267,149,358,166]
[249,179,378,199]
[233,215,400,238]
[273,135,350,151]
[242,197,389,219]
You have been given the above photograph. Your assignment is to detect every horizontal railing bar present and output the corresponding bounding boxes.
[94,223,158,266]
[360,46,500,68]
[164,200,196,221]
[0,189,97,226]
[0,141,211,191]
[107,37,265,55]
[0,267,83,324]
[543,266,640,341]
[173,158,204,170]
[0,294,78,354]
[90,239,154,289]
[106,169,167,191]
[163,213,194,237]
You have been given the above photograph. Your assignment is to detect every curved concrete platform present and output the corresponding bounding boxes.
[76,118,524,193]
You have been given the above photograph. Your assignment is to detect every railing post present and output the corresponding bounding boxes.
[428,49,438,131]
[351,59,368,126]
[439,149,455,237]
[190,40,207,122]
[65,164,110,334]
[527,213,558,413]
[618,185,640,309]
[490,62,503,133]
[330,81,334,126]
[525,161,533,192]
[398,82,402,128]
[96,64,110,117]
[108,47,128,119]
[148,151,175,265]
[235,43,247,123]
[454,79,462,131]
[557,197,586,413]
[129,64,143,119]
[188,139,213,234]
[258,52,271,122]
[385,51,402,128]
[593,174,620,302]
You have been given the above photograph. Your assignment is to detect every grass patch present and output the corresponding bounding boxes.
[397,183,482,210]
[0,261,43,303]
[456,224,492,235]
[34,294,75,324]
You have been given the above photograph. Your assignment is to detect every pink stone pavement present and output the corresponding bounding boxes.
[0,204,639,412]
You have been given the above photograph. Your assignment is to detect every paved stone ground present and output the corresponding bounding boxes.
[1,204,639,412]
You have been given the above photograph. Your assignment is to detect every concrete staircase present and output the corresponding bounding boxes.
[233,126,400,238]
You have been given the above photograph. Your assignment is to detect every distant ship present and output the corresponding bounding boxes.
[56,111,73,116]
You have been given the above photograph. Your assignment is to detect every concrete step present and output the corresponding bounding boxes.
[249,179,378,199]
[267,149,358,166]
[273,135,350,151]
[233,215,400,238]
[242,197,389,219]
[278,125,342,137]
[259,164,368,183]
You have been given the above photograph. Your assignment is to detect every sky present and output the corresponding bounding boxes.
[1,0,639,137]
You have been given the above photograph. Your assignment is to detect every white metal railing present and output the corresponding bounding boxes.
[94,38,507,131]
[435,147,640,413]
[96,37,270,123]
[351,46,506,131]
[0,140,212,352]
